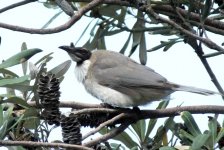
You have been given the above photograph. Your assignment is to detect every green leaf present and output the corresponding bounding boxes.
[29,62,38,80]
[4,84,32,92]
[42,11,63,29]
[0,75,29,87]
[21,42,28,75]
[0,48,42,69]
[208,117,217,146]
[75,19,95,46]
[100,127,138,149]
[0,96,30,108]
[35,52,53,66]
[191,133,211,150]
[180,111,201,136]
[159,146,176,150]
[120,33,132,54]
[131,120,146,142]
[201,0,212,23]
[98,5,121,17]
[145,119,157,142]
[216,128,224,143]
[139,32,147,65]
[129,11,145,57]
[0,68,18,77]
[179,129,194,141]
[0,105,3,126]
[49,60,71,78]
[23,108,40,129]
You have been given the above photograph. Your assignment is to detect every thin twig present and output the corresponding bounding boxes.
[84,123,129,147]
[0,0,37,14]
[82,113,127,140]
[0,140,93,150]
[144,5,224,52]
[0,0,104,34]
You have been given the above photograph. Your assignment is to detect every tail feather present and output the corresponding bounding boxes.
[172,84,218,95]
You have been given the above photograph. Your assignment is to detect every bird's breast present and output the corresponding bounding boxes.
[75,60,91,82]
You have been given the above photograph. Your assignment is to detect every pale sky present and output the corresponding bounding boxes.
[0,0,224,145]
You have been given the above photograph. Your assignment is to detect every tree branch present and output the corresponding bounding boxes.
[28,101,224,118]
[82,113,128,140]
[0,140,93,150]
[84,122,129,147]
[0,0,104,34]
[143,5,224,52]
[0,0,37,14]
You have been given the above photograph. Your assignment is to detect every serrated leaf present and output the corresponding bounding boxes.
[0,48,42,69]
[0,68,18,77]
[181,111,201,136]
[48,60,71,78]
[191,133,210,149]
[0,75,29,87]
[21,42,28,75]
[0,97,30,108]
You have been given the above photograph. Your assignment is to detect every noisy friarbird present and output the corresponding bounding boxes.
[59,45,216,107]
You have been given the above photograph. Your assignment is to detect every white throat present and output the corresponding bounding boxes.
[75,60,91,82]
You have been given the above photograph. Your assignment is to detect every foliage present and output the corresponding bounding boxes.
[0,0,224,149]
[0,43,71,149]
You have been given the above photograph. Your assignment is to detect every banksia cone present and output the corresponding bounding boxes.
[75,112,110,128]
[37,72,61,125]
[61,114,82,145]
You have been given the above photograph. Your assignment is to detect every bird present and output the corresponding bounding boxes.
[59,44,217,108]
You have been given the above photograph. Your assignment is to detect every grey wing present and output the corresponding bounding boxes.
[91,51,173,100]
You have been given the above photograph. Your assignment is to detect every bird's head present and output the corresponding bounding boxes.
[59,43,91,64]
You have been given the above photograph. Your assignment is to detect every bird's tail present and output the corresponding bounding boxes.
[171,84,218,95]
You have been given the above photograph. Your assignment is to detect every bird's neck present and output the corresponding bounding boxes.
[75,60,91,82]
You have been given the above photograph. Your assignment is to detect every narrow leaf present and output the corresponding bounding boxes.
[0,97,30,108]
[0,49,42,69]
[120,33,132,54]
[208,117,217,146]
[129,11,144,57]
[48,60,71,78]
[181,111,201,136]
[191,133,210,150]
[131,120,146,142]
[0,68,18,77]
[0,75,29,87]
[21,42,28,75]
[139,32,147,65]
[42,11,63,29]
[35,52,53,65]
[201,0,212,22]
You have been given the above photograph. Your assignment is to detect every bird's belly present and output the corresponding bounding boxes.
[83,80,138,107]
[83,80,171,107]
